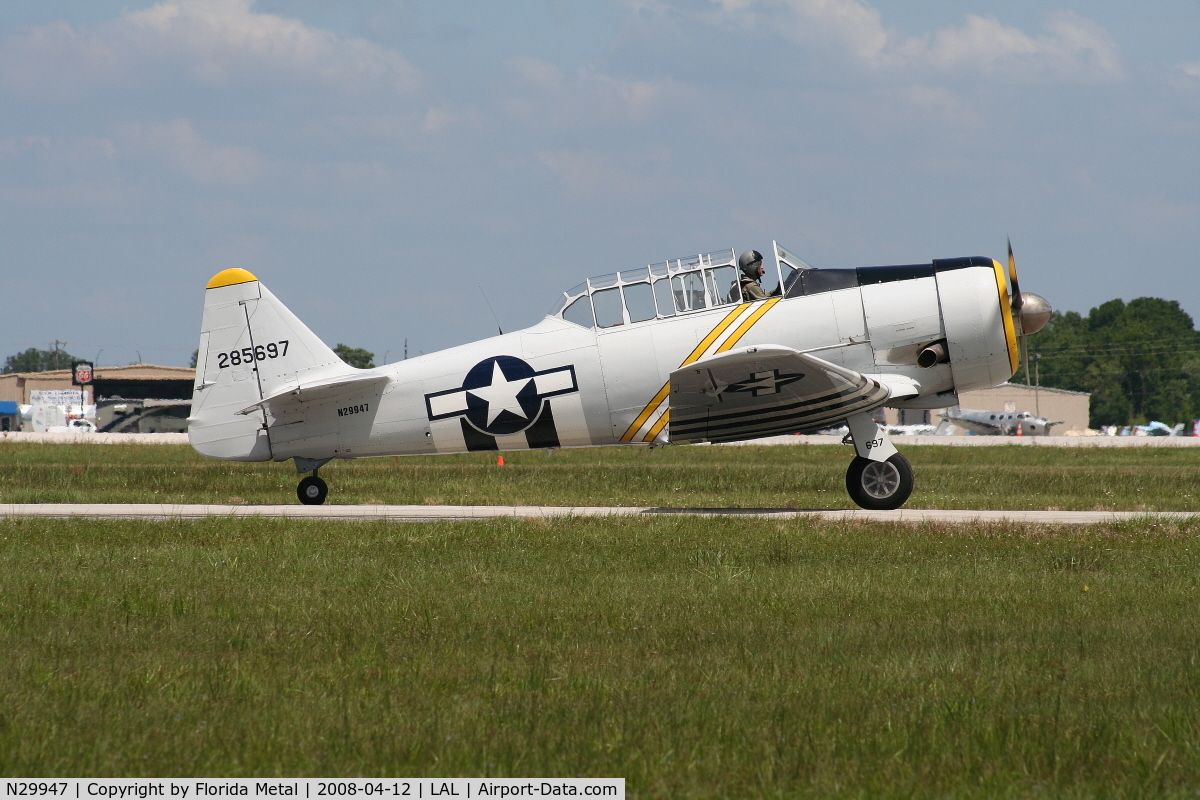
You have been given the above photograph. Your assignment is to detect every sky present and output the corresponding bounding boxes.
[1,0,1198,367]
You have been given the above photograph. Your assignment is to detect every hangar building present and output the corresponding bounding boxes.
[888,382,1092,433]
[0,364,196,433]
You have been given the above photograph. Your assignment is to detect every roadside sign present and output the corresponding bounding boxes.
[72,361,94,385]
[30,389,84,406]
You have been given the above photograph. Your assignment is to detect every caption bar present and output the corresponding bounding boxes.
[5,781,623,800]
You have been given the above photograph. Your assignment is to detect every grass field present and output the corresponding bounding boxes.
[4,516,1200,796]
[0,441,1198,510]
[3,443,1200,796]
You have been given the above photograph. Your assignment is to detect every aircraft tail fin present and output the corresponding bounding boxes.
[188,268,346,461]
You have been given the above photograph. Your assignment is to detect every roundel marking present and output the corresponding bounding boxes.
[462,356,543,436]
[424,355,580,438]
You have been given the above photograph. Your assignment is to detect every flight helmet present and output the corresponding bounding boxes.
[738,250,764,279]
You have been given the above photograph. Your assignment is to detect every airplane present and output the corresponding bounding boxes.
[937,407,1062,436]
[1137,421,1185,436]
[188,240,1051,510]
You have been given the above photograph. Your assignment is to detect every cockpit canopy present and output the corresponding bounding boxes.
[551,244,817,329]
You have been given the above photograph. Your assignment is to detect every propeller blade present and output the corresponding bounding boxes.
[1007,237,1023,313]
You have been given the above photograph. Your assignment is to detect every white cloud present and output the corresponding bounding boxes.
[536,147,679,197]
[507,54,564,89]
[0,133,120,186]
[420,107,457,135]
[706,1,1123,81]
[901,85,980,128]
[913,12,1122,80]
[0,0,419,97]
[122,119,266,185]
[0,135,54,159]
[503,55,680,129]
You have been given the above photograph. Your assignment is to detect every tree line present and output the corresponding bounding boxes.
[3,343,377,374]
[1027,297,1200,428]
[3,346,83,374]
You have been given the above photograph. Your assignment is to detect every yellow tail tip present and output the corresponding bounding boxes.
[206,268,258,289]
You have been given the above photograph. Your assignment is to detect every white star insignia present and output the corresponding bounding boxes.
[467,361,532,426]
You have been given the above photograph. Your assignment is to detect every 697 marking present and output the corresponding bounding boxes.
[216,340,289,369]
[864,437,884,450]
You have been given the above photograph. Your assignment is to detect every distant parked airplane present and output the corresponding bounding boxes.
[938,407,1061,436]
[1130,421,1185,436]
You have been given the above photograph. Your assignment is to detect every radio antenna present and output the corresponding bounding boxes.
[478,285,503,335]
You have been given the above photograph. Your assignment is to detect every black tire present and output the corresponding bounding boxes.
[297,475,328,506]
[845,453,913,510]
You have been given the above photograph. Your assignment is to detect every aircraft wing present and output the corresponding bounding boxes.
[237,372,389,415]
[667,344,897,443]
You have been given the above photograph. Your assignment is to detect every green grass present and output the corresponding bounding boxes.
[3,515,1200,797]
[4,442,1200,794]
[0,441,1197,510]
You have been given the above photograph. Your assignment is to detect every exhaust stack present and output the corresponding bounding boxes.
[917,340,949,369]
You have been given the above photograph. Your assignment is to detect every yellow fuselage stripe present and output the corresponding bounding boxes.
[619,383,670,442]
[713,297,781,354]
[643,409,670,442]
[619,303,751,441]
[991,259,1019,375]
[633,297,784,443]
[681,303,753,366]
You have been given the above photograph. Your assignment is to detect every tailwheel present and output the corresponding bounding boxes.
[297,474,329,505]
[845,453,913,510]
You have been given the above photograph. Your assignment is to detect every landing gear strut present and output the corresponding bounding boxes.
[294,457,333,505]
[297,473,328,505]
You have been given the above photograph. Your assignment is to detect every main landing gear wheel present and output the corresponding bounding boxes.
[845,453,913,510]
[297,475,328,506]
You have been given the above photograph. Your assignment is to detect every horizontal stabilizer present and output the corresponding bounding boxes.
[668,344,891,443]
[237,371,390,415]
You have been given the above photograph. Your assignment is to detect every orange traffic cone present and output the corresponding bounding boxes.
[1015,422,1023,436]
[497,455,506,466]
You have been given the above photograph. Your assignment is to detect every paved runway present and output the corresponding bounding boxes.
[2,504,1198,525]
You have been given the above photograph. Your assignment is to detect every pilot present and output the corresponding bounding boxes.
[732,250,780,302]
